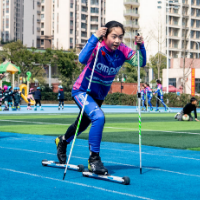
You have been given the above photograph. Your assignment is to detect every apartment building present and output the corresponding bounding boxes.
[106,0,140,48]
[53,0,106,50]
[0,0,23,43]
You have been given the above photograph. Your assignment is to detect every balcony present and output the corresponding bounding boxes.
[37,19,41,23]
[124,10,139,18]
[124,0,140,7]
[37,11,41,15]
[123,21,139,29]
[37,27,41,32]
[37,2,41,6]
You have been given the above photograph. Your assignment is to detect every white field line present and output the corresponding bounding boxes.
[3,137,200,161]
[1,119,200,135]
[0,146,200,178]
[0,167,154,200]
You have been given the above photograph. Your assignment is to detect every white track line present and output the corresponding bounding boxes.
[1,119,200,135]
[0,167,154,200]
[3,137,200,161]
[0,146,200,178]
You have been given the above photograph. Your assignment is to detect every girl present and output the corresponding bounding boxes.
[27,88,34,110]
[33,87,43,111]
[55,21,146,175]
[144,83,153,111]
[153,79,168,111]
[58,85,64,110]
[141,85,146,111]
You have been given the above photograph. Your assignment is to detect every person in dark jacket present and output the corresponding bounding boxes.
[0,87,3,111]
[3,85,9,111]
[33,87,43,111]
[58,85,64,110]
[8,86,13,108]
[175,97,199,121]
[13,87,21,110]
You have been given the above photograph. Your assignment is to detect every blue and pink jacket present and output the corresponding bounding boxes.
[145,86,152,98]
[154,84,163,96]
[141,89,146,100]
[72,34,146,100]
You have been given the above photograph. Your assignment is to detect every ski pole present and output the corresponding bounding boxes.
[155,96,171,111]
[63,41,101,180]
[137,34,142,174]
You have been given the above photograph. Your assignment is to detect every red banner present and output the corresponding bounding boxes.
[191,68,195,96]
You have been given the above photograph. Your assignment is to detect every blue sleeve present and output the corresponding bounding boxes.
[140,44,146,67]
[154,88,159,94]
[79,34,99,65]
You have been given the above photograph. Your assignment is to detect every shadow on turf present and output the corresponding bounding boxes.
[0,135,19,139]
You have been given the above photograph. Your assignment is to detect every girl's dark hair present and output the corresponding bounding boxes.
[145,82,149,87]
[156,79,161,84]
[104,21,125,38]
[190,97,197,103]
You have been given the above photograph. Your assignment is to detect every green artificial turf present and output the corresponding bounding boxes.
[1,113,200,150]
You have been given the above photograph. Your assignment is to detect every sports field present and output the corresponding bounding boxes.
[1,109,200,200]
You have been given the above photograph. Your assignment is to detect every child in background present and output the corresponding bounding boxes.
[16,87,21,110]
[55,21,146,175]
[33,87,43,111]
[153,79,168,112]
[58,85,64,110]
[0,87,3,111]
[3,85,9,111]
[141,85,146,111]
[7,86,13,108]
[144,83,153,111]
[27,88,34,110]
[13,87,21,110]
[175,97,199,121]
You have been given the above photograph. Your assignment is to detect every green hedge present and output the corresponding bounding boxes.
[41,92,73,101]
[41,92,199,107]
[104,92,200,107]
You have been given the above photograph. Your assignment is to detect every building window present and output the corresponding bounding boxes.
[81,23,86,28]
[41,23,44,28]
[41,0,44,3]
[169,78,176,88]
[81,39,87,43]
[70,38,73,44]
[6,8,9,13]
[70,3,73,8]
[91,16,98,22]
[41,31,44,35]
[81,14,87,20]
[90,24,98,30]
[91,7,99,13]
[32,40,34,47]
[41,14,44,19]
[70,29,73,34]
[42,6,44,11]
[82,6,88,12]
[41,39,44,45]
[57,0,59,7]
[6,16,9,28]
[70,12,73,17]
[81,31,87,37]
[195,79,200,93]
[91,0,99,5]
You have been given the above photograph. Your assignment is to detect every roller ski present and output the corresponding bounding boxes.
[155,108,160,112]
[42,159,84,172]
[34,107,37,111]
[82,155,130,185]
[58,107,60,110]
[27,106,32,110]
[3,107,9,111]
[40,107,44,111]
[12,107,17,111]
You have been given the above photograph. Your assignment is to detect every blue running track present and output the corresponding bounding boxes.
[0,104,198,114]
[0,132,200,200]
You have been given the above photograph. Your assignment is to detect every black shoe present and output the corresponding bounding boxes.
[88,155,108,175]
[58,107,60,110]
[55,136,68,164]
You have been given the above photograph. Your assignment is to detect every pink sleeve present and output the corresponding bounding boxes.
[118,43,136,60]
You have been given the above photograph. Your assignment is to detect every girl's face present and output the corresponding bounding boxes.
[104,27,124,50]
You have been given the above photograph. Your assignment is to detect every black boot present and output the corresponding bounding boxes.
[55,135,68,164]
[88,155,108,175]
